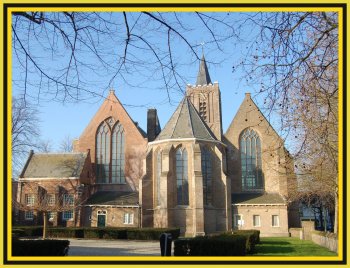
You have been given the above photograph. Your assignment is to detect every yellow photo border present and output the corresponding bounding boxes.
[1,0,347,267]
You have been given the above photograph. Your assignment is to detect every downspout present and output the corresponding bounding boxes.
[138,203,142,228]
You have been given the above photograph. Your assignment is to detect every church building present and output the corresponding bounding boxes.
[16,55,299,237]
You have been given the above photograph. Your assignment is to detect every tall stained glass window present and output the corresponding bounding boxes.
[176,148,189,205]
[96,118,125,184]
[240,128,263,190]
[111,123,125,183]
[201,147,212,205]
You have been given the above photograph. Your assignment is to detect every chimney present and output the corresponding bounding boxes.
[147,109,161,142]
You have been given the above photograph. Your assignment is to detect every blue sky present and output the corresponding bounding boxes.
[12,12,268,151]
[33,58,248,150]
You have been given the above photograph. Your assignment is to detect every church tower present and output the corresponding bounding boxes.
[186,55,223,140]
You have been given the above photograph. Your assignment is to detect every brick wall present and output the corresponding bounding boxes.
[225,93,293,196]
[233,205,290,237]
[86,206,140,228]
[17,177,87,227]
[144,140,229,237]
[312,231,338,253]
[301,220,316,240]
[289,228,303,239]
[186,83,222,140]
[74,90,147,192]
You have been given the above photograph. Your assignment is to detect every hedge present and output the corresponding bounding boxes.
[231,230,260,244]
[13,226,180,241]
[173,230,260,256]
[12,239,69,256]
[229,230,260,253]
[174,235,247,256]
[48,227,128,239]
[12,226,43,237]
[126,228,180,240]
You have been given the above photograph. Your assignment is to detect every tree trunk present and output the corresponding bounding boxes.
[43,212,47,239]
[334,193,338,235]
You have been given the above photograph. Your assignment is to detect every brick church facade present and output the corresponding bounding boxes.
[16,55,299,236]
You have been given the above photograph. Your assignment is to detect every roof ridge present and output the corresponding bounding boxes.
[33,152,87,156]
[155,96,217,142]
[185,97,195,137]
[187,99,217,141]
[170,98,186,138]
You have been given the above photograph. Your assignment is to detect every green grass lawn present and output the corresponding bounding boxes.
[250,237,337,256]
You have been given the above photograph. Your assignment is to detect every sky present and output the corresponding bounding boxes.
[11,12,267,152]
[33,58,248,150]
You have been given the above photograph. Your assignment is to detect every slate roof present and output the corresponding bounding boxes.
[85,191,139,206]
[21,152,88,178]
[196,54,212,85]
[231,193,286,205]
[155,97,217,142]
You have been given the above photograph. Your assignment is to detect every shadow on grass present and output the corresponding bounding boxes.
[253,245,294,256]
[260,241,290,245]
[251,240,294,255]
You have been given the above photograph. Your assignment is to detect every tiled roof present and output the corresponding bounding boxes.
[155,97,217,142]
[21,153,87,178]
[231,193,286,205]
[196,54,212,85]
[86,191,139,206]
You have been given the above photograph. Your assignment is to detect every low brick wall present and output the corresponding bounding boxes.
[289,221,315,240]
[289,228,303,239]
[301,220,315,240]
[311,231,338,253]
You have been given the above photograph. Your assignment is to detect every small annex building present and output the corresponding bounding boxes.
[16,152,93,227]
[16,55,299,237]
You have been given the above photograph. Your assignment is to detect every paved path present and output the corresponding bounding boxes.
[67,239,166,256]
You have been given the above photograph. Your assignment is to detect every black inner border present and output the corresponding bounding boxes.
[3,2,347,265]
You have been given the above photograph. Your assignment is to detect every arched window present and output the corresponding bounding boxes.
[201,147,212,205]
[156,150,162,206]
[111,123,125,184]
[96,122,110,183]
[96,118,125,184]
[240,128,263,190]
[176,148,189,205]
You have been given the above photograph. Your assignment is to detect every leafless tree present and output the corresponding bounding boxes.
[14,153,92,239]
[11,11,340,232]
[233,12,339,233]
[37,139,53,153]
[11,96,40,177]
[14,179,89,239]
[12,12,237,104]
[59,135,74,152]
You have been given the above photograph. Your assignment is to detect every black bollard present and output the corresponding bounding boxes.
[160,233,172,256]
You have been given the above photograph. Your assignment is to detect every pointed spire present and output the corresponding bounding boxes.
[196,54,212,86]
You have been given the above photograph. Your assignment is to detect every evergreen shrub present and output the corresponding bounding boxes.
[174,235,247,256]
[12,226,43,237]
[228,230,260,253]
[12,239,70,256]
[13,226,180,240]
